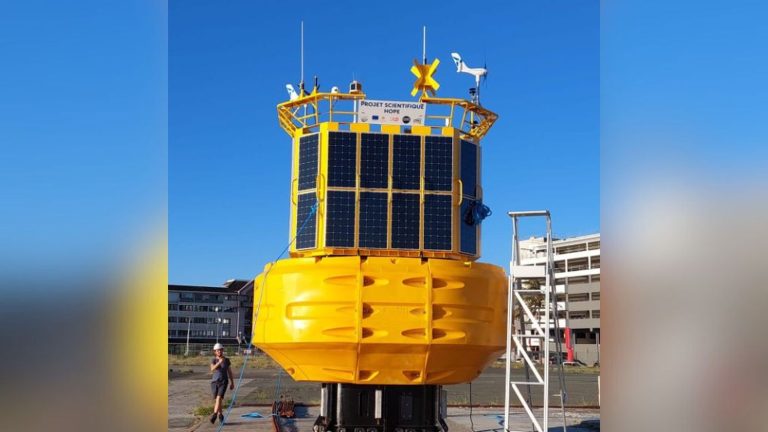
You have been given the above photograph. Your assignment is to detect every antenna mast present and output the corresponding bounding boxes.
[300,21,304,89]
[422,26,427,63]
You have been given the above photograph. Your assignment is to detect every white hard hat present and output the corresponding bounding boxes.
[213,343,224,351]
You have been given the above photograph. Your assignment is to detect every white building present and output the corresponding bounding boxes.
[519,233,601,365]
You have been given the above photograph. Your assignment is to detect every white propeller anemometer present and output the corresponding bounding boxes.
[450,52,487,89]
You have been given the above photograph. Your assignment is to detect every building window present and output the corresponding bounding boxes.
[168,316,177,323]
[591,274,600,282]
[592,310,600,318]
[169,303,178,311]
[588,241,600,250]
[567,276,589,284]
[568,293,589,302]
[180,293,194,301]
[568,258,589,272]
[556,243,587,255]
[590,256,600,269]
[568,311,589,320]
[591,292,600,300]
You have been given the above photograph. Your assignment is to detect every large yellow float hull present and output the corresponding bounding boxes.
[252,256,507,385]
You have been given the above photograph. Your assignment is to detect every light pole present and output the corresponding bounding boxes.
[185,317,191,356]
[214,306,221,343]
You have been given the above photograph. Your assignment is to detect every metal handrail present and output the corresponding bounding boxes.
[276,92,498,140]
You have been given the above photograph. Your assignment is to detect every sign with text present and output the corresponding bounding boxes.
[357,99,426,126]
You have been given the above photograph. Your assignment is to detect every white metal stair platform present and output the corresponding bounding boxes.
[503,210,568,432]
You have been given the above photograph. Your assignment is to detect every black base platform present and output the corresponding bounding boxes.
[313,383,448,432]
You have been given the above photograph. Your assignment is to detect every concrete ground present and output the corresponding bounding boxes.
[170,366,599,431]
[189,406,599,432]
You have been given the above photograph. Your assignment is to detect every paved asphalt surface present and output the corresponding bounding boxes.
[169,365,599,431]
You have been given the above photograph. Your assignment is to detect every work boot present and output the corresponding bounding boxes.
[209,413,217,424]
[219,413,225,424]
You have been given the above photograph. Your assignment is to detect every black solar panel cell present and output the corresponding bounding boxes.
[360,133,389,189]
[424,194,452,250]
[391,193,420,249]
[392,135,421,190]
[296,193,318,249]
[460,140,477,198]
[298,134,319,191]
[460,198,478,255]
[325,191,356,247]
[327,132,357,188]
[358,192,388,249]
[425,136,453,191]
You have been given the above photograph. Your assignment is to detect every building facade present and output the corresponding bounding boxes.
[168,279,254,351]
[519,233,601,365]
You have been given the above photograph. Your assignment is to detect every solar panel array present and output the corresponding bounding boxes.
[296,193,317,249]
[424,194,452,250]
[293,131,482,257]
[424,136,453,191]
[460,139,478,198]
[391,193,420,249]
[360,133,388,189]
[392,135,421,190]
[298,134,319,190]
[460,140,479,254]
[460,199,478,255]
[327,132,357,187]
[325,191,356,247]
[358,192,388,248]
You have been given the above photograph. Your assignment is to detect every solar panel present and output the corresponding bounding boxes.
[360,133,389,189]
[392,134,421,190]
[423,194,452,250]
[391,193,420,249]
[327,132,357,188]
[460,199,478,255]
[325,191,356,247]
[460,140,477,198]
[296,193,318,249]
[358,191,388,249]
[298,134,319,191]
[424,136,453,191]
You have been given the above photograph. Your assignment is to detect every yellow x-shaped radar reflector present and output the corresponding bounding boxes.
[410,58,440,97]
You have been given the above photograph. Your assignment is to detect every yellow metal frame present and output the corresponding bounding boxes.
[277,93,498,141]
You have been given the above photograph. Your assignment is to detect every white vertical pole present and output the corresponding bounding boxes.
[185,318,191,356]
[504,275,513,432]
[422,26,427,63]
[504,216,519,431]
[543,219,552,431]
[300,21,304,85]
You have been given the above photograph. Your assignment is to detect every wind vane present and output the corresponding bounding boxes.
[410,59,440,97]
[410,26,440,97]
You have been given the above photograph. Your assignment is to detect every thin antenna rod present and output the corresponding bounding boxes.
[422,26,427,63]
[300,21,304,85]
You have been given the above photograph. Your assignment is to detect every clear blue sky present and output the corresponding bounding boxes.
[169,0,599,285]
[0,1,167,280]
